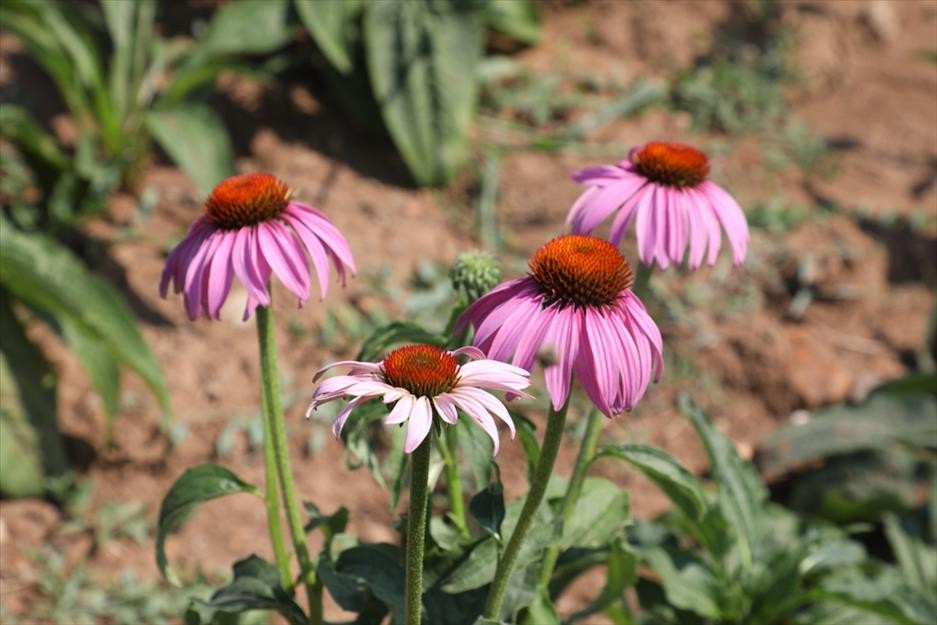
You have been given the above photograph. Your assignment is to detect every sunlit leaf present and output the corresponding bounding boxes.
[295,0,362,74]
[356,321,446,362]
[365,0,484,185]
[199,0,292,55]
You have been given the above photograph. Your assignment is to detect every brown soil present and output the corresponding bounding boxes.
[2,1,936,623]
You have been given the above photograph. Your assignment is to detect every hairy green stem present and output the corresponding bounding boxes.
[259,380,291,589]
[438,425,469,539]
[405,431,433,625]
[256,304,321,624]
[484,399,570,619]
[534,407,603,592]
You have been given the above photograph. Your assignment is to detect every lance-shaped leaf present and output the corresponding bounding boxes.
[295,0,362,74]
[469,478,505,540]
[156,464,259,585]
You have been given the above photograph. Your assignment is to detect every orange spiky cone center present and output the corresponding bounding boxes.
[204,173,291,229]
[529,235,633,308]
[632,141,710,188]
[383,345,459,397]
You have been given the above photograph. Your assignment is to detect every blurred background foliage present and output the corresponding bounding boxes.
[1,0,935,623]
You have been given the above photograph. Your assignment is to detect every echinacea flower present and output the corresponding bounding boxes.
[456,234,663,416]
[308,345,529,454]
[567,141,749,270]
[160,173,355,320]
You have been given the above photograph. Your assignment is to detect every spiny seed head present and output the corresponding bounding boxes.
[450,250,503,301]
[529,235,633,309]
[631,141,710,188]
[204,173,291,229]
[382,345,459,397]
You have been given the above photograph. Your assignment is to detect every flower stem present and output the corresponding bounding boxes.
[438,425,469,539]
[259,383,291,589]
[534,407,603,591]
[256,304,321,624]
[405,431,433,625]
[484,398,570,620]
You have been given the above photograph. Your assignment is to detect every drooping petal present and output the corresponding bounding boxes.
[404,396,433,453]
[568,175,647,234]
[455,277,531,335]
[284,211,332,301]
[449,391,501,455]
[313,360,382,381]
[385,394,415,425]
[206,231,236,319]
[450,386,515,438]
[331,396,367,437]
[542,307,581,411]
[700,181,749,265]
[433,394,459,424]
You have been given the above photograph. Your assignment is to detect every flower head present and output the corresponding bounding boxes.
[160,173,356,320]
[567,141,749,270]
[456,234,663,417]
[308,345,529,454]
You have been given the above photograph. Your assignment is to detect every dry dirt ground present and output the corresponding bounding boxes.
[1,1,936,622]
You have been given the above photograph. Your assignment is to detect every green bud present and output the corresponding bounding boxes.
[449,250,502,302]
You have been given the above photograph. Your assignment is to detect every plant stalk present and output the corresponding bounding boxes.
[534,407,603,591]
[483,398,570,619]
[405,431,433,625]
[438,425,469,539]
[256,304,321,624]
[259,378,291,590]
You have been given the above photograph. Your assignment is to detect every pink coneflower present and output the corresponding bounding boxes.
[567,141,749,270]
[456,235,663,416]
[160,173,355,320]
[308,345,530,454]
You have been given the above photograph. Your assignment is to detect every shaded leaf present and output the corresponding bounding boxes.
[641,547,722,620]
[0,223,171,418]
[483,0,540,45]
[200,0,292,55]
[560,477,630,549]
[146,105,234,197]
[568,538,637,624]
[156,464,259,585]
[524,586,559,625]
[356,321,446,362]
[61,317,120,419]
[0,104,69,169]
[469,479,505,539]
[194,555,306,625]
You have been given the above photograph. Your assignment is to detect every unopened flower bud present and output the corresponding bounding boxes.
[449,250,502,302]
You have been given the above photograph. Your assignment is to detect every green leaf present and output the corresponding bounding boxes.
[441,537,498,593]
[594,443,708,523]
[884,514,937,596]
[364,0,485,185]
[0,224,171,419]
[680,393,766,567]
[641,547,723,620]
[334,543,406,623]
[568,538,637,624]
[61,317,120,419]
[194,555,307,625]
[560,477,630,549]
[871,372,937,397]
[303,501,349,549]
[756,392,937,480]
[469,480,505,539]
[524,587,559,625]
[146,105,234,197]
[156,464,259,585]
[0,104,69,169]
[200,0,292,55]
[0,293,69,499]
[356,321,446,362]
[294,0,362,74]
[483,0,540,45]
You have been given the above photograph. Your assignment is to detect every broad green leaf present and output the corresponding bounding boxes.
[441,537,498,593]
[568,538,637,624]
[364,0,485,185]
[757,392,937,480]
[871,372,937,397]
[641,547,722,620]
[0,224,171,418]
[334,544,405,624]
[680,393,766,567]
[483,0,540,45]
[819,568,933,625]
[146,105,233,197]
[294,0,362,74]
[356,321,446,362]
[303,501,349,551]
[61,317,120,419]
[594,443,708,522]
[0,294,69,499]
[199,0,292,55]
[156,464,259,585]
[193,555,306,625]
[560,477,630,549]
[469,479,505,539]
[459,413,495,492]
[0,104,69,169]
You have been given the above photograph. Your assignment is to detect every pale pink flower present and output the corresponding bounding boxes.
[568,141,749,270]
[456,235,663,417]
[307,345,530,454]
[160,173,355,320]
